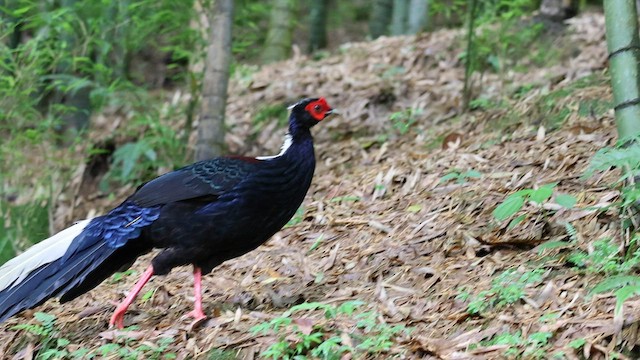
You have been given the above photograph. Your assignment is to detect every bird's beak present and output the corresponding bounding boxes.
[326,108,340,117]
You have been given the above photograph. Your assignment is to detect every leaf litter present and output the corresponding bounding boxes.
[0,11,636,359]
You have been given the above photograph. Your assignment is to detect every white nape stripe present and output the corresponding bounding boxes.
[0,219,91,292]
[256,134,293,160]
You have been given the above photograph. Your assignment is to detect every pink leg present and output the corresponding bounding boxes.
[186,266,207,321]
[109,265,154,329]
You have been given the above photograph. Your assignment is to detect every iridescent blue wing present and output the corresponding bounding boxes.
[130,156,260,207]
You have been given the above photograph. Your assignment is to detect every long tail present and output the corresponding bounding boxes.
[0,219,120,322]
[0,201,160,323]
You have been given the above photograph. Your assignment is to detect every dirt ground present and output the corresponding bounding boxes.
[1,11,637,360]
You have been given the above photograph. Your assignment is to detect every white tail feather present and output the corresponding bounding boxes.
[0,219,91,292]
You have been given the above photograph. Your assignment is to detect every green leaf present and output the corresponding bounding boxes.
[34,312,56,327]
[536,240,569,254]
[337,300,365,316]
[493,194,525,221]
[529,184,556,204]
[507,214,526,230]
[591,275,640,294]
[462,170,482,178]
[568,338,586,349]
[615,285,640,314]
[439,172,460,183]
[407,204,422,213]
[57,338,70,348]
[308,234,324,253]
[141,289,155,302]
[144,148,157,162]
[527,331,552,345]
[289,302,329,316]
[512,189,534,197]
[13,5,33,16]
[555,193,577,209]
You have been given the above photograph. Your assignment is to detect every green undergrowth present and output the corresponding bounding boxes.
[476,73,610,134]
[0,198,50,265]
[579,138,640,320]
[98,95,190,190]
[1,0,199,265]
[472,328,555,359]
[0,91,190,265]
[450,132,640,357]
[250,300,411,360]
[10,312,178,359]
[457,268,546,316]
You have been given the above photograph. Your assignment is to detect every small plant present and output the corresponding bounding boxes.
[458,268,545,315]
[389,108,422,135]
[94,333,176,359]
[587,236,640,318]
[208,348,240,360]
[111,269,137,283]
[307,234,325,253]
[584,139,640,213]
[11,311,179,359]
[524,331,553,359]
[567,237,640,275]
[568,338,586,351]
[580,136,640,319]
[285,207,305,227]
[468,97,502,111]
[439,169,482,184]
[12,312,71,359]
[493,183,557,222]
[492,184,577,230]
[101,111,188,190]
[136,336,177,359]
[251,301,410,359]
[475,329,553,359]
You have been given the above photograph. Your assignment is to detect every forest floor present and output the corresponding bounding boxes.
[0,11,635,360]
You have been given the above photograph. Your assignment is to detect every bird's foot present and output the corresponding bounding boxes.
[109,307,126,329]
[185,308,207,322]
[185,309,208,330]
[108,266,155,329]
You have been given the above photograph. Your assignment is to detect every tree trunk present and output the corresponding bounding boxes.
[308,0,328,53]
[369,0,393,39]
[262,0,295,63]
[184,0,209,148]
[604,0,640,141]
[462,0,478,110]
[391,0,408,36]
[407,0,429,34]
[196,0,233,160]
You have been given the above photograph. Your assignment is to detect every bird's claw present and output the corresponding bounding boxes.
[185,309,207,322]
[186,310,208,330]
[109,305,128,329]
[109,314,125,329]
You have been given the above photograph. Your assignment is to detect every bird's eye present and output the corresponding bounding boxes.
[314,104,321,112]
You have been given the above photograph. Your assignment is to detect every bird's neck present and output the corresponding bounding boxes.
[288,117,312,143]
[287,120,314,155]
[255,122,313,161]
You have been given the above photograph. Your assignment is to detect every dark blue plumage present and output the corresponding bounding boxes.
[0,97,334,327]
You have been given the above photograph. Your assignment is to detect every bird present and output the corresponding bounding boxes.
[0,97,334,328]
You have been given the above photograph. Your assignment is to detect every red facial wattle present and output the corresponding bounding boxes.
[305,97,333,121]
